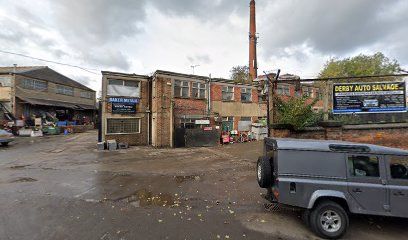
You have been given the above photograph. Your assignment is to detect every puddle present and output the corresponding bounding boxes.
[114,189,176,208]
[174,175,201,183]
[10,165,31,170]
[10,177,38,183]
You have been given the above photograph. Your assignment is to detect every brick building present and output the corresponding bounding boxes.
[101,71,150,146]
[100,70,323,148]
[0,66,96,124]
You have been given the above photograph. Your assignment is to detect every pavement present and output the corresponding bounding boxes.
[0,131,408,240]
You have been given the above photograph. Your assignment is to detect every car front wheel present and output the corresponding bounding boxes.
[309,201,349,239]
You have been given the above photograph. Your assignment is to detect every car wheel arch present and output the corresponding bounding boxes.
[308,190,349,212]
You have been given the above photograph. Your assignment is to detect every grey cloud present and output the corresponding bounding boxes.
[187,54,212,64]
[260,0,408,60]
[150,0,248,20]
[0,17,61,56]
[84,49,131,71]
[50,0,147,46]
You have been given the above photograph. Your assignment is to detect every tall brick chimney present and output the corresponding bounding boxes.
[249,0,258,81]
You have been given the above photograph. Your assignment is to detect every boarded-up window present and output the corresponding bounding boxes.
[106,118,141,134]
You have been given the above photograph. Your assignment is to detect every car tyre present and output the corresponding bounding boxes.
[310,201,348,239]
[1,142,8,146]
[257,156,272,188]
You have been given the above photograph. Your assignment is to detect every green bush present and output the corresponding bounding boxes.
[275,96,322,130]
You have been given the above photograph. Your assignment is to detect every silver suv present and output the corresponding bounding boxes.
[257,138,408,239]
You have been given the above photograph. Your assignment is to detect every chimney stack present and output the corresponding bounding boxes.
[249,0,258,81]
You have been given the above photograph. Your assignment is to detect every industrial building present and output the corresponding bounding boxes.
[100,69,322,148]
[0,66,96,126]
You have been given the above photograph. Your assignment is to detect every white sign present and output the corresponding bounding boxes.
[195,119,210,125]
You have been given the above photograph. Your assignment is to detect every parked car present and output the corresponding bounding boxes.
[257,138,408,239]
[0,129,14,146]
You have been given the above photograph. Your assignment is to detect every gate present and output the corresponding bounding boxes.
[174,128,219,148]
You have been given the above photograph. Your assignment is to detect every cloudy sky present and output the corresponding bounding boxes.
[1,0,407,92]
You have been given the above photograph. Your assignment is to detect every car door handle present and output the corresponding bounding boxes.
[393,191,405,196]
[352,188,362,193]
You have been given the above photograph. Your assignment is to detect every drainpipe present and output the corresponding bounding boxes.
[208,74,211,116]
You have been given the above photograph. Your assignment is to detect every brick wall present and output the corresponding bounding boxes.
[101,73,150,146]
[152,76,172,147]
[272,123,408,150]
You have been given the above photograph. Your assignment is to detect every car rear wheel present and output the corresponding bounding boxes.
[1,142,8,146]
[310,201,349,239]
[256,156,272,188]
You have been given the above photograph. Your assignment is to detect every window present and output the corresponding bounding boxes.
[107,79,140,98]
[240,117,252,122]
[180,118,196,129]
[21,78,47,91]
[80,91,93,99]
[241,88,252,102]
[174,80,190,98]
[276,85,290,96]
[389,156,408,180]
[56,85,74,96]
[222,116,234,122]
[222,86,234,101]
[192,82,206,99]
[303,87,314,98]
[348,155,380,177]
[106,118,140,134]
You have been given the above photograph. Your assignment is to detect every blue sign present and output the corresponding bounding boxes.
[108,97,139,104]
[333,81,406,114]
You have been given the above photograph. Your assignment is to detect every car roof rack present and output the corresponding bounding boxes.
[329,144,371,153]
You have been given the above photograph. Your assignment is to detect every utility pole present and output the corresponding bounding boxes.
[191,65,200,75]
[264,69,281,138]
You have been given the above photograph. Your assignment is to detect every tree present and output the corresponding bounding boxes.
[317,52,401,120]
[274,96,321,130]
[318,52,401,81]
[230,65,249,83]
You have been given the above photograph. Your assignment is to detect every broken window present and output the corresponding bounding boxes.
[192,82,206,99]
[222,86,234,101]
[174,80,190,98]
[241,88,252,102]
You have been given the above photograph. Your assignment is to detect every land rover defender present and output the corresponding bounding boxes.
[257,138,408,239]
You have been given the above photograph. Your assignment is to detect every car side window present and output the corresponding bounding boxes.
[348,155,380,177]
[389,156,408,180]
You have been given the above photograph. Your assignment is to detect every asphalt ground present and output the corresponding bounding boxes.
[1,131,408,240]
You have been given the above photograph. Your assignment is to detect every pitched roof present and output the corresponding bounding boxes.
[0,66,94,92]
[0,66,45,74]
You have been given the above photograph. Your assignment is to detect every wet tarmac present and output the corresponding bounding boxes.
[1,131,408,240]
